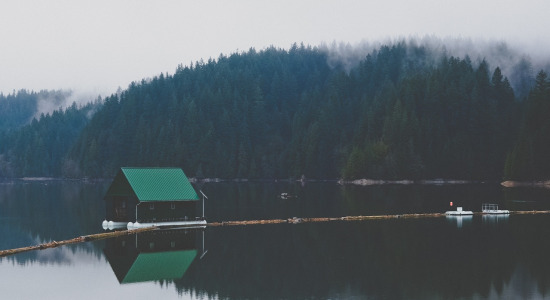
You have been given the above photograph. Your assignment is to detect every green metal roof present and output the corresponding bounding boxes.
[106,167,199,202]
[122,250,197,284]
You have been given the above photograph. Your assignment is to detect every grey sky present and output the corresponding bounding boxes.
[1,0,549,96]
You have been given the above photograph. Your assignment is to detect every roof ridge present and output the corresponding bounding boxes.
[121,167,181,169]
[116,167,199,201]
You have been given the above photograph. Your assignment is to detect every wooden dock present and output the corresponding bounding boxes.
[1,210,549,258]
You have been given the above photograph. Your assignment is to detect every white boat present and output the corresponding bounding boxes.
[482,203,509,214]
[445,207,473,215]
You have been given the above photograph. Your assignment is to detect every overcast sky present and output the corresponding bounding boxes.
[1,0,549,96]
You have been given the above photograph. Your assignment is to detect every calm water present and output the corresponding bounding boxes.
[2,180,550,299]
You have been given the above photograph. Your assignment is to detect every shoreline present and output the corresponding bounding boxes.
[3,177,549,188]
[2,176,486,185]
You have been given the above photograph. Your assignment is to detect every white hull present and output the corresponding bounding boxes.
[482,210,510,214]
[445,206,473,215]
[445,211,473,215]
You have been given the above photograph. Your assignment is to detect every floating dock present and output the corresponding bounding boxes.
[482,203,510,214]
[127,220,207,229]
[103,219,207,230]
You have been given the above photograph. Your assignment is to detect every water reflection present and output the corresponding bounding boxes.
[104,228,205,284]
[173,218,550,300]
[446,215,473,228]
[0,180,108,265]
[2,181,550,299]
[482,214,510,225]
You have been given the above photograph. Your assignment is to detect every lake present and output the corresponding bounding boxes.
[1,180,550,299]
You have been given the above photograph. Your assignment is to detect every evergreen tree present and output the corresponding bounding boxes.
[505,70,550,180]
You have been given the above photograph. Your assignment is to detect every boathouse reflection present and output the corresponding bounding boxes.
[104,228,206,284]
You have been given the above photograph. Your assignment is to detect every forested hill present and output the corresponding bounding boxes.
[0,91,100,177]
[65,43,525,180]
[0,90,73,132]
[1,43,549,180]
[505,71,550,180]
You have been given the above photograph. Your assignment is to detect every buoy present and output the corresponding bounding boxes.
[450,202,453,207]
[102,220,108,229]
[127,222,134,230]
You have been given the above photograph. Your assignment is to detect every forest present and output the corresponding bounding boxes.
[0,42,548,181]
[0,91,101,177]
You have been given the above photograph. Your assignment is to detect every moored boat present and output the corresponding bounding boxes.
[482,203,509,214]
[445,206,473,215]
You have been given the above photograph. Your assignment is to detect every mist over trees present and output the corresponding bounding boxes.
[0,91,100,177]
[0,90,52,132]
[0,41,548,180]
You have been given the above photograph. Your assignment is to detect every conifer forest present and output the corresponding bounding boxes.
[0,43,549,181]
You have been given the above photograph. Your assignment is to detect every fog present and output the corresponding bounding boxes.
[322,36,550,97]
[1,0,549,98]
[18,36,550,118]
[32,90,101,120]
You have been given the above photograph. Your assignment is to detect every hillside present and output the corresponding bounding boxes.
[0,94,100,177]
[1,42,549,180]
[68,43,521,179]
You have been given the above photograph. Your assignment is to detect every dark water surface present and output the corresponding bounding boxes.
[1,180,550,299]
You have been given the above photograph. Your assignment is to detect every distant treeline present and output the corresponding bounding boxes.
[0,43,548,180]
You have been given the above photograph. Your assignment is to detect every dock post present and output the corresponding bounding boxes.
[200,190,208,220]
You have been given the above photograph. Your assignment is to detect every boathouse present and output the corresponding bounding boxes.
[104,167,201,225]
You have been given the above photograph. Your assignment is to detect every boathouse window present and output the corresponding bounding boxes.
[150,203,154,210]
[171,202,176,210]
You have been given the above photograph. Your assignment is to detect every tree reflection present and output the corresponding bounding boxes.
[175,218,550,299]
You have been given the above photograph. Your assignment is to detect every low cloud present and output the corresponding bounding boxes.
[33,90,101,121]
[320,36,550,97]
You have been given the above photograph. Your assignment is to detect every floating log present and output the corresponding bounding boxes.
[510,210,550,215]
[207,210,550,227]
[2,210,550,258]
[501,180,550,188]
[341,213,446,220]
[208,219,288,226]
[0,226,156,258]
[206,213,449,226]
